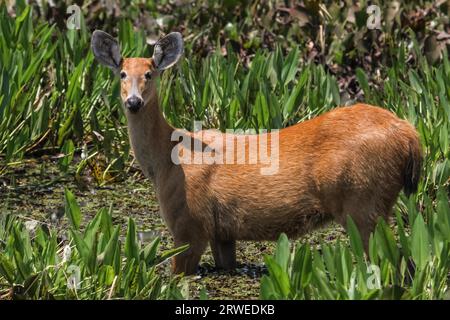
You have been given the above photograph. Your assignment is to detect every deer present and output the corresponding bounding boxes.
[91,30,423,275]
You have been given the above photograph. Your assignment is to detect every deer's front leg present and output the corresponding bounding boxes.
[170,213,207,275]
[171,238,207,275]
[211,239,237,270]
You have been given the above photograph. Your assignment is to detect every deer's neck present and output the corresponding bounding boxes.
[126,89,175,188]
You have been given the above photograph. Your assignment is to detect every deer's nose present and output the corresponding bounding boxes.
[126,96,143,113]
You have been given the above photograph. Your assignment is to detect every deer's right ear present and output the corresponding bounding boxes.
[91,30,122,72]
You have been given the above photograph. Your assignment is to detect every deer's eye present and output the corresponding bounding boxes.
[120,71,127,80]
[145,71,152,81]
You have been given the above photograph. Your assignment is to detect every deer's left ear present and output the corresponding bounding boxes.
[152,32,184,71]
[91,30,122,72]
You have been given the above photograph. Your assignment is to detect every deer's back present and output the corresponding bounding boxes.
[181,104,419,240]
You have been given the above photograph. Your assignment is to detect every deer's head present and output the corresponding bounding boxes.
[91,31,183,113]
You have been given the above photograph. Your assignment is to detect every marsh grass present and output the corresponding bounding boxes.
[1,2,450,299]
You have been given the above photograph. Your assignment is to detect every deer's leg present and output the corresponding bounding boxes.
[171,237,207,275]
[338,197,392,254]
[169,213,208,275]
[211,240,237,270]
[345,215,377,253]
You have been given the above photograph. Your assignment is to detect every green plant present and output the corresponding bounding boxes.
[2,1,450,300]
[0,4,147,180]
[260,191,450,300]
[0,188,188,299]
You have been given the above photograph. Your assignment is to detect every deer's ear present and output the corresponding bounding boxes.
[91,30,122,71]
[152,32,184,71]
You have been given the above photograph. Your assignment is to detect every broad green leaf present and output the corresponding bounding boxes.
[157,244,189,266]
[70,229,90,266]
[260,275,277,299]
[125,218,139,261]
[356,68,370,98]
[64,188,81,230]
[0,253,15,284]
[83,210,102,250]
[375,219,399,266]
[274,233,290,272]
[411,214,430,270]
[395,211,411,259]
[264,256,291,298]
[103,226,120,266]
[347,216,365,261]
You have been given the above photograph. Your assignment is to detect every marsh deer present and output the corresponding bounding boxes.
[91,30,423,275]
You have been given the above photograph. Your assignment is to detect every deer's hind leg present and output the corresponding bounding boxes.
[211,239,236,270]
[337,194,397,253]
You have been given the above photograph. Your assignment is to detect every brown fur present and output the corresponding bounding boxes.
[120,57,423,275]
